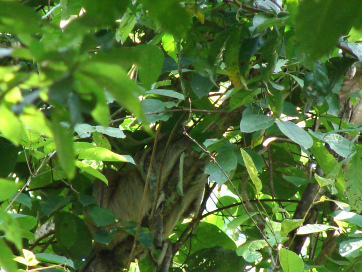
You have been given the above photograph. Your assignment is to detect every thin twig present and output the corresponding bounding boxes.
[41,3,61,20]
[6,151,56,211]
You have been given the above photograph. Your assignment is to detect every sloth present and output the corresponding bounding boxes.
[83,134,209,272]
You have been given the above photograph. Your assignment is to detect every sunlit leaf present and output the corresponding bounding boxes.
[240,148,262,193]
[276,119,313,149]
[78,147,134,164]
[296,224,338,235]
[339,238,362,258]
[279,248,304,272]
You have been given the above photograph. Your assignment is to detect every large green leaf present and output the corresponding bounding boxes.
[205,150,237,186]
[87,206,115,227]
[296,224,338,235]
[55,212,77,249]
[75,161,108,185]
[333,210,362,227]
[339,238,362,258]
[79,62,146,122]
[295,0,362,60]
[240,148,262,193]
[78,147,134,164]
[345,155,362,212]
[0,209,22,250]
[36,253,74,268]
[0,103,21,145]
[240,114,275,133]
[0,178,20,202]
[276,119,313,149]
[236,240,268,262]
[136,45,164,90]
[279,248,304,272]
[0,238,17,272]
[0,1,40,37]
[51,108,75,179]
[141,0,191,38]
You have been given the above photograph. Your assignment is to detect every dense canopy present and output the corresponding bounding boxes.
[0,0,362,272]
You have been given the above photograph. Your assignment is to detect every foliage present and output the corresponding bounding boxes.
[0,0,362,271]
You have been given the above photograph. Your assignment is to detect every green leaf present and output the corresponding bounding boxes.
[36,253,74,268]
[141,99,172,123]
[279,248,304,272]
[79,195,96,207]
[12,214,37,231]
[339,238,362,258]
[240,114,275,133]
[93,230,116,244]
[0,178,20,201]
[0,103,21,145]
[141,0,191,38]
[137,45,165,90]
[236,240,268,262]
[0,209,22,250]
[315,174,337,194]
[240,148,262,193]
[75,161,108,184]
[15,193,32,208]
[216,196,238,215]
[296,224,338,235]
[116,10,137,44]
[191,74,214,98]
[20,106,53,138]
[266,86,283,118]
[174,222,236,264]
[0,238,17,272]
[178,152,185,196]
[122,221,154,249]
[345,155,362,213]
[276,119,313,149]
[73,71,110,126]
[162,33,177,61]
[79,62,145,122]
[205,150,237,186]
[295,0,362,60]
[309,131,354,158]
[333,210,362,227]
[0,1,40,37]
[74,124,126,139]
[146,89,184,100]
[40,196,71,217]
[228,213,259,230]
[78,147,134,164]
[187,247,245,272]
[55,212,77,249]
[310,141,338,175]
[51,108,75,179]
[0,138,19,178]
[87,206,115,227]
[280,219,304,237]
